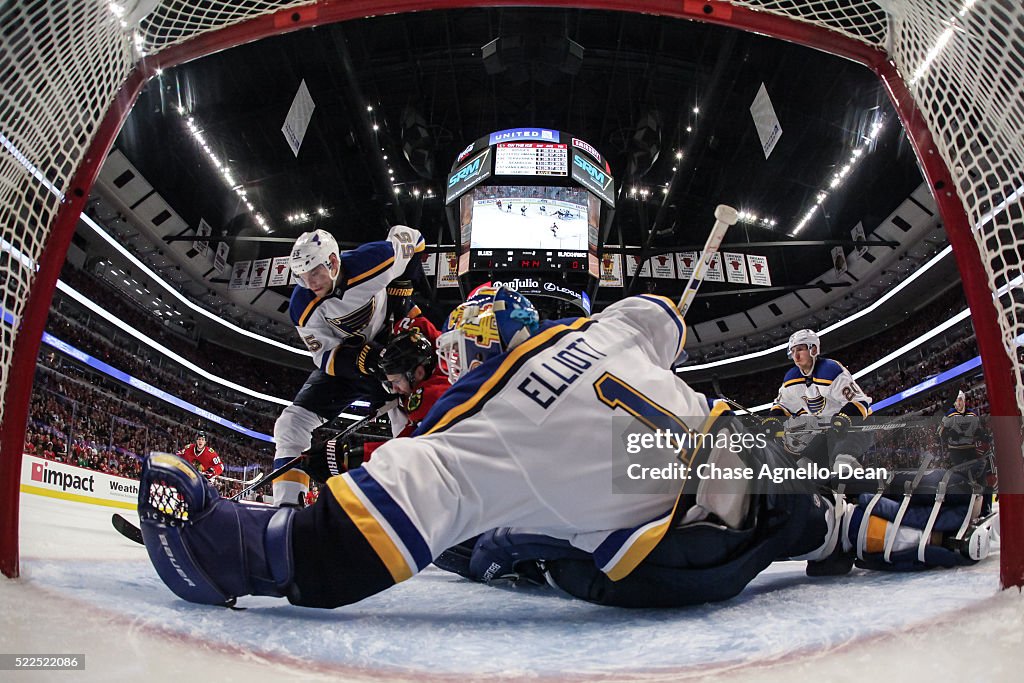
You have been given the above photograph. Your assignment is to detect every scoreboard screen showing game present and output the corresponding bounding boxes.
[494,142,568,176]
[459,185,594,273]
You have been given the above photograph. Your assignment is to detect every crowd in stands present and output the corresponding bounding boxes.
[27,354,276,495]
[59,266,308,399]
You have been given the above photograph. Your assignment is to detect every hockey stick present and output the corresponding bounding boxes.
[677,204,738,316]
[213,470,263,486]
[111,402,396,545]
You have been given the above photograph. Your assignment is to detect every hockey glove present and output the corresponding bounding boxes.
[355,341,385,380]
[302,435,365,484]
[386,279,416,322]
[829,412,853,439]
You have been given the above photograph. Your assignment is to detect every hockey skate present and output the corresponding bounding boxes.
[802,494,855,577]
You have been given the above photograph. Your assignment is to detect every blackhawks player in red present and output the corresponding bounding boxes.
[177,431,223,479]
[303,316,449,479]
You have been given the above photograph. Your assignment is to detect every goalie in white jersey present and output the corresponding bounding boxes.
[271,225,425,507]
[137,287,851,609]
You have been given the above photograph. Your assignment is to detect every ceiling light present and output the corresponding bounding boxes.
[693,106,700,114]
[367,105,373,112]
[372,123,380,131]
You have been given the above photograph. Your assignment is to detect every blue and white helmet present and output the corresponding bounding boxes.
[786,329,820,359]
[289,229,340,284]
[437,286,540,384]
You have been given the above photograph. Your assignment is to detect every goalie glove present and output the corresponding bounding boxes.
[302,435,366,484]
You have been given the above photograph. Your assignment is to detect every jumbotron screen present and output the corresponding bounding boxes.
[464,185,590,251]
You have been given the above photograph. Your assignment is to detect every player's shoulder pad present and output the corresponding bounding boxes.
[782,365,805,383]
[289,285,321,326]
[814,357,845,381]
[342,240,397,287]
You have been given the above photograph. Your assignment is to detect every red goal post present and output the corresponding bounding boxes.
[1,0,1021,587]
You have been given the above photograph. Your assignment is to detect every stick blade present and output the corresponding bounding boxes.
[111,513,144,545]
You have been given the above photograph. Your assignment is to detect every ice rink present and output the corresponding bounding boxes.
[470,201,589,251]
[2,491,1021,682]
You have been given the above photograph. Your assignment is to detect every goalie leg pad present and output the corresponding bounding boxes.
[139,454,296,606]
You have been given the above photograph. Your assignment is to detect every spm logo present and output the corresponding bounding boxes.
[573,153,612,190]
[448,150,489,188]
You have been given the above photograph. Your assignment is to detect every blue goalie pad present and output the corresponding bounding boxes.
[139,453,296,606]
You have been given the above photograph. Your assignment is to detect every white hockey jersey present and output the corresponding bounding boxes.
[288,225,424,376]
[323,295,716,584]
[770,358,871,420]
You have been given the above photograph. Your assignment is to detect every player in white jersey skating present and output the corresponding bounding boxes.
[137,286,865,608]
[271,226,424,507]
[761,329,872,469]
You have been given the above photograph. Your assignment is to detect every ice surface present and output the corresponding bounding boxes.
[2,492,1021,682]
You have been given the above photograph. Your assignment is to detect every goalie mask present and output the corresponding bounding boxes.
[787,329,820,360]
[437,286,540,384]
[289,229,341,294]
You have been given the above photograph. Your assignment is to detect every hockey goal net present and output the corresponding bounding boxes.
[1,0,1022,586]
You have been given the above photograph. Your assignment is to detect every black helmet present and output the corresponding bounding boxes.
[380,329,436,379]
[196,431,207,440]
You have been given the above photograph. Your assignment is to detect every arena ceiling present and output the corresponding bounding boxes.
[111,6,928,323]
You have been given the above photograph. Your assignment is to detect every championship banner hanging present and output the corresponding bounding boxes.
[437,251,460,288]
[268,256,291,287]
[599,252,623,287]
[747,254,772,286]
[723,252,749,284]
[228,260,250,290]
[624,253,652,277]
[649,254,676,279]
[703,253,725,282]
[675,251,698,279]
[248,258,271,289]
[420,251,438,277]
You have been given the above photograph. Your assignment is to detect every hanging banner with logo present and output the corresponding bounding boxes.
[193,218,212,258]
[213,241,230,275]
[229,260,250,290]
[746,254,772,286]
[649,254,676,279]
[675,251,698,280]
[248,258,272,289]
[437,251,460,288]
[832,246,848,277]
[704,253,725,282]
[851,221,868,256]
[420,251,438,277]
[268,256,291,287]
[624,253,652,277]
[723,252,749,284]
[599,253,623,287]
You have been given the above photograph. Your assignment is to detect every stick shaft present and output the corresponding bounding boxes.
[229,405,391,501]
[677,205,739,315]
